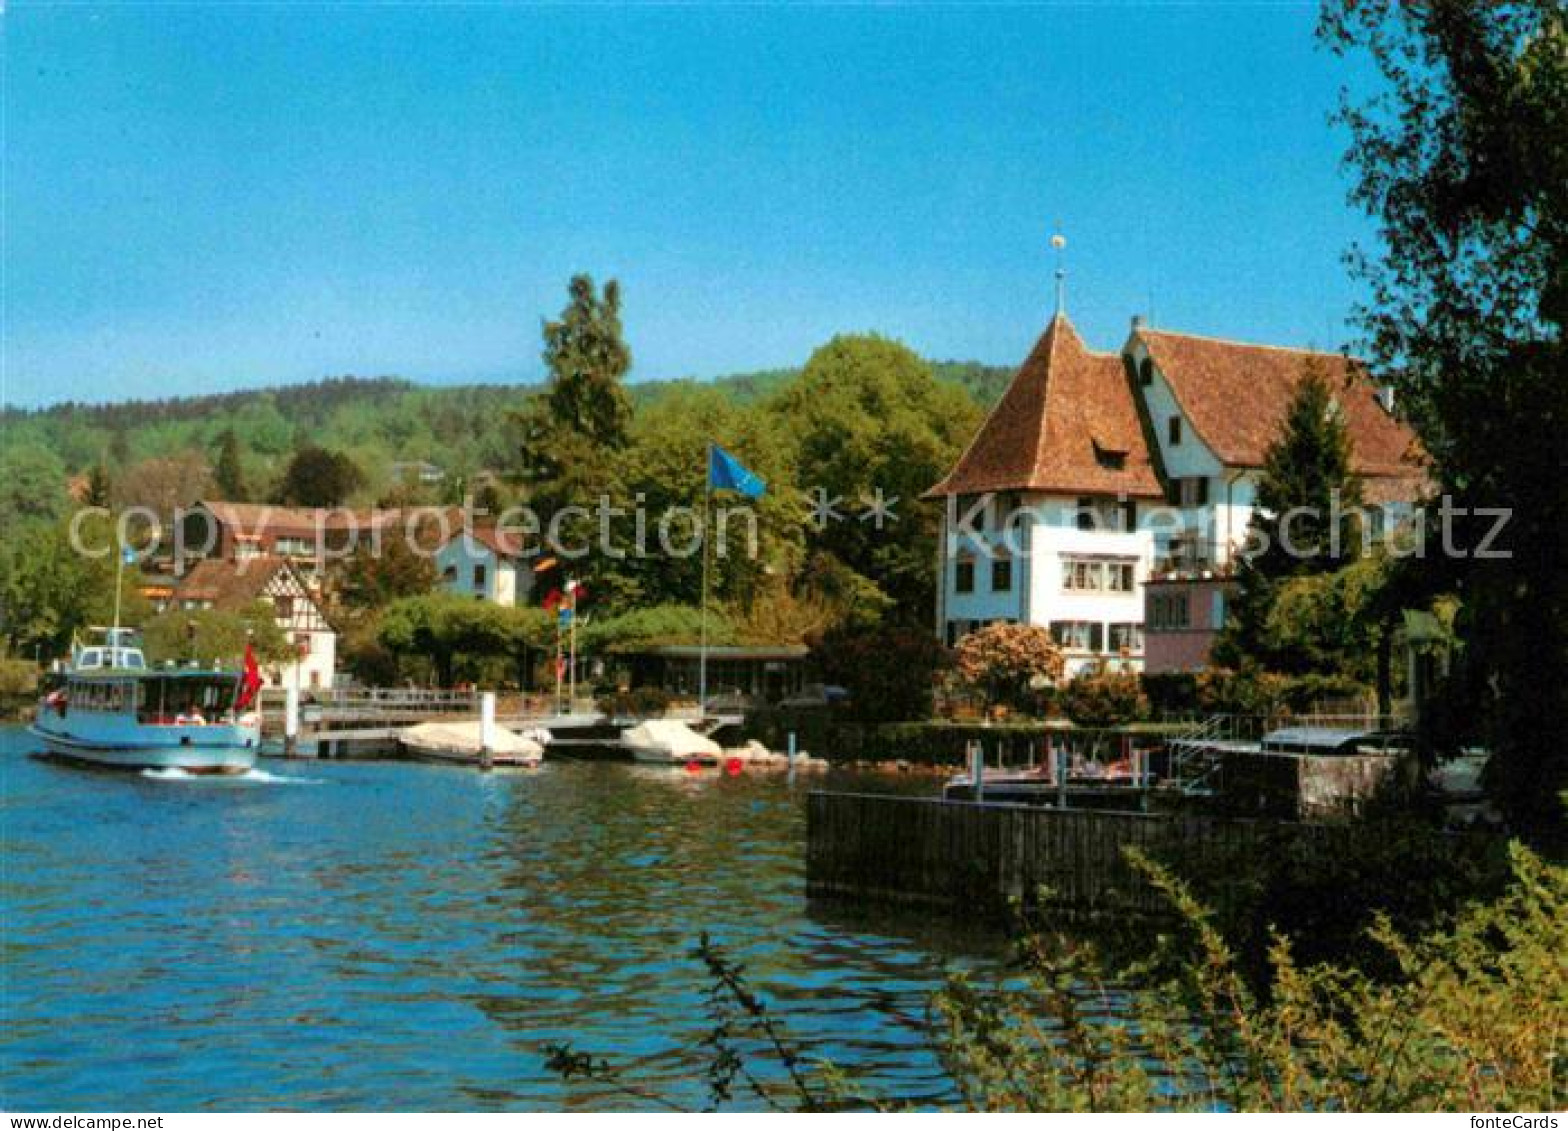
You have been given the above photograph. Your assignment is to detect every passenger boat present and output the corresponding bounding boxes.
[29,628,263,775]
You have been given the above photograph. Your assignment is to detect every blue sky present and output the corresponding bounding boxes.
[4,3,1376,407]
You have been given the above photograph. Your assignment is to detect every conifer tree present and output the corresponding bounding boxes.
[1215,360,1362,669]
[84,460,112,508]
[213,428,248,501]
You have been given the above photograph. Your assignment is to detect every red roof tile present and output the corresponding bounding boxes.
[1136,330,1425,480]
[174,555,291,608]
[927,314,1164,499]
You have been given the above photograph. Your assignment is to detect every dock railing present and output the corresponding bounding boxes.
[1165,711,1410,795]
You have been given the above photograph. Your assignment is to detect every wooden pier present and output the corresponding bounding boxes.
[805,790,1383,921]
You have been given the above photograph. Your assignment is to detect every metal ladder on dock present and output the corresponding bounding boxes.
[1166,715,1232,796]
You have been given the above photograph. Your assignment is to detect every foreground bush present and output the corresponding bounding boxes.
[935,844,1565,1111]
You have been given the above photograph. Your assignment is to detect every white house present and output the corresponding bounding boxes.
[928,310,1427,676]
[165,556,337,690]
[433,524,529,606]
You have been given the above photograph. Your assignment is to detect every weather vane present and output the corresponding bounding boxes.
[1051,230,1068,316]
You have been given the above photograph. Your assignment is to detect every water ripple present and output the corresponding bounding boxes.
[2,731,1001,1110]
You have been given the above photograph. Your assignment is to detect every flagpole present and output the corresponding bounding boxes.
[111,539,127,650]
[699,445,712,713]
[567,578,577,714]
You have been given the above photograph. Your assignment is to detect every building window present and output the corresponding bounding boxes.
[442,565,457,582]
[1174,476,1210,507]
[1139,357,1155,386]
[274,595,294,620]
[473,564,487,589]
[1109,623,1144,654]
[1050,621,1104,652]
[1063,558,1100,592]
[1168,416,1183,445]
[954,558,975,594]
[991,558,1012,592]
[275,537,316,557]
[1149,592,1192,631]
[1063,557,1136,593]
[1075,497,1132,531]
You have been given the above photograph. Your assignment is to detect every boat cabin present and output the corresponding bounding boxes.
[71,627,147,672]
[60,671,246,724]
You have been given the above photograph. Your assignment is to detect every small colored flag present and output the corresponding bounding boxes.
[708,444,766,498]
[122,546,137,566]
[235,643,263,710]
[558,607,573,627]
[542,587,562,612]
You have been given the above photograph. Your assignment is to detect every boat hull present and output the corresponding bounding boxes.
[28,724,260,775]
[622,744,721,766]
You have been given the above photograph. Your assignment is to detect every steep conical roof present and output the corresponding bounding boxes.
[926,313,1162,498]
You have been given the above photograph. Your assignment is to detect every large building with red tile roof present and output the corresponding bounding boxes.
[929,311,1427,674]
[177,500,532,608]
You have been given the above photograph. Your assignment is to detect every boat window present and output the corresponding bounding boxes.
[134,676,239,723]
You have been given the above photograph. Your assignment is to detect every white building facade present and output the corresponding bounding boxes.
[930,312,1426,676]
[434,528,527,606]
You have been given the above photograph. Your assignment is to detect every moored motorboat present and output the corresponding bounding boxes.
[619,720,722,765]
[399,721,544,767]
[29,629,263,775]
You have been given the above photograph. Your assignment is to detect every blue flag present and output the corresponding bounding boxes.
[121,546,137,566]
[708,444,766,498]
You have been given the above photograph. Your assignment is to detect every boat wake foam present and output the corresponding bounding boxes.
[243,767,325,785]
[139,767,325,785]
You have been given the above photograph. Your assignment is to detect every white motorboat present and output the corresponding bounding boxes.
[399,721,544,767]
[619,720,722,765]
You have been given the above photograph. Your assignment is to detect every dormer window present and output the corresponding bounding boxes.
[1093,440,1128,471]
[1168,416,1183,445]
[1139,358,1155,387]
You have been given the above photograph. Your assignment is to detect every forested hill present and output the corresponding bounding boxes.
[2,359,1012,481]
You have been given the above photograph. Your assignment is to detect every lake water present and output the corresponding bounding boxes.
[0,727,1003,1111]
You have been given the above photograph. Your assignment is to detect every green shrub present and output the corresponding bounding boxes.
[1140,671,1200,716]
[811,625,950,723]
[597,686,674,718]
[934,843,1559,1111]
[0,657,38,697]
[1060,667,1150,728]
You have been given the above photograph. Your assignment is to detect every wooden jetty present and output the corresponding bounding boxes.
[261,685,744,762]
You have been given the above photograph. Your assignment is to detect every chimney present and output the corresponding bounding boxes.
[1376,385,1396,414]
[1130,314,1146,332]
